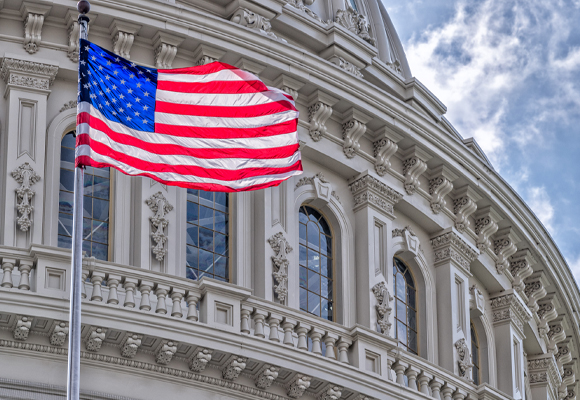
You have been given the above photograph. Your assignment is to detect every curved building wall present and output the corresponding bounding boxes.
[0,1,577,400]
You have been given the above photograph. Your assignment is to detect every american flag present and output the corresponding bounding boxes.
[76,39,302,192]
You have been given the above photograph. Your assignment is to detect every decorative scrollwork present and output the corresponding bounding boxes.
[11,163,41,232]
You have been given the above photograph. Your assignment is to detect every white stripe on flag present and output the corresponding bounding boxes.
[155,89,295,107]
[158,68,258,83]
[154,109,298,128]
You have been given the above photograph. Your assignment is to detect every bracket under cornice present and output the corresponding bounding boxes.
[401,145,431,195]
[307,90,338,142]
[372,127,403,177]
[109,19,141,59]
[428,165,458,214]
[342,108,373,159]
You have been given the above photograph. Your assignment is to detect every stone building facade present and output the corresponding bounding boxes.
[0,0,577,399]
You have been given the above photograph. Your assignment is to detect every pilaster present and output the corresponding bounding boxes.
[0,54,58,247]
[527,353,561,400]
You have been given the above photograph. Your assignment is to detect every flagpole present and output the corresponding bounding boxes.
[67,2,90,400]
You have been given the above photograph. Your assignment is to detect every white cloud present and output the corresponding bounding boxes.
[525,187,555,234]
[566,255,580,285]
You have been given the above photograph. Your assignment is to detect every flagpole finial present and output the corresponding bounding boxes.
[77,0,90,14]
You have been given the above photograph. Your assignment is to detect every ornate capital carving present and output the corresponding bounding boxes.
[189,347,213,372]
[528,353,561,400]
[49,321,69,347]
[493,228,519,274]
[121,333,142,358]
[428,165,458,214]
[349,172,403,218]
[146,192,173,261]
[373,127,403,177]
[155,340,178,365]
[230,8,285,42]
[372,282,393,336]
[307,90,338,142]
[490,292,532,336]
[430,230,479,273]
[268,232,293,302]
[335,5,375,46]
[254,365,280,389]
[286,374,312,398]
[109,20,141,59]
[329,55,363,78]
[452,185,481,232]
[21,3,51,54]
[222,355,247,380]
[508,249,535,294]
[85,327,107,352]
[401,145,431,195]
[11,163,41,232]
[153,32,184,69]
[454,338,473,379]
[473,206,501,252]
[13,315,32,341]
[0,57,58,91]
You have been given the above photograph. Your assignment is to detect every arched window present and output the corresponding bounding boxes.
[471,321,481,385]
[58,132,111,260]
[299,205,333,321]
[393,257,418,354]
[185,190,229,282]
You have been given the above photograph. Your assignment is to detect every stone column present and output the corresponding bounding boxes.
[490,290,532,397]
[0,55,58,247]
[348,171,403,329]
[430,228,479,375]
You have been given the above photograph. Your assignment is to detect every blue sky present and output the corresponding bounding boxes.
[383,0,580,281]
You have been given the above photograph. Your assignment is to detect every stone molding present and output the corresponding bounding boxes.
[287,0,328,24]
[489,292,532,336]
[60,100,77,112]
[11,163,41,232]
[349,172,403,218]
[254,365,280,389]
[523,271,548,314]
[286,374,312,398]
[192,44,226,66]
[272,74,305,101]
[85,327,107,352]
[401,145,431,195]
[372,127,403,177]
[469,285,485,316]
[65,10,80,62]
[49,321,69,347]
[307,90,339,142]
[528,353,561,400]
[537,294,558,338]
[372,281,393,337]
[547,317,567,353]
[452,185,481,233]
[189,348,213,372]
[222,355,247,380]
[153,32,184,69]
[335,5,375,46]
[430,230,479,273]
[317,384,343,400]
[0,56,58,91]
[145,192,173,262]
[268,232,293,302]
[295,172,340,204]
[329,56,363,78]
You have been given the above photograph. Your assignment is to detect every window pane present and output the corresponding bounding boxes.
[321,255,331,278]
[214,232,227,255]
[321,298,330,320]
[321,276,331,299]
[186,246,198,270]
[299,223,307,245]
[397,299,406,322]
[215,211,228,234]
[408,287,416,309]
[199,228,213,251]
[299,266,307,288]
[60,169,75,192]
[187,202,199,225]
[308,270,320,293]
[199,191,213,207]
[199,250,213,274]
[396,274,405,299]
[300,288,308,311]
[299,245,307,266]
[408,329,417,353]
[308,248,320,272]
[408,308,417,330]
[214,256,227,278]
[393,257,418,354]
[308,291,320,316]
[307,221,319,249]
[186,225,198,247]
[61,133,76,148]
[199,206,213,229]
[397,321,407,345]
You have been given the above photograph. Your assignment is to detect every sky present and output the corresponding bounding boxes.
[383,0,580,282]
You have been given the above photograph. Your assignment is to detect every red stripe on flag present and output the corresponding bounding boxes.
[154,119,297,139]
[157,62,238,75]
[155,100,296,118]
[157,80,269,94]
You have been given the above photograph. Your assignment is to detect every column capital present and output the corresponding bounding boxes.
[349,171,403,219]
[430,228,479,274]
[528,353,561,400]
[0,55,58,93]
[490,290,532,337]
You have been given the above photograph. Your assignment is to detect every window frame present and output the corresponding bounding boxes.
[471,320,481,385]
[393,256,419,355]
[298,204,336,322]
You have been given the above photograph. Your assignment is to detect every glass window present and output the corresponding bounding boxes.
[58,131,111,260]
[471,321,481,385]
[299,205,333,321]
[393,257,418,354]
[186,190,229,282]
[348,0,358,11]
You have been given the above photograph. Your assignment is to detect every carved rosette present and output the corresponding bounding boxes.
[254,365,280,389]
[490,293,532,336]
[430,231,479,273]
[454,338,473,379]
[230,8,285,42]
[349,173,403,219]
[0,57,58,91]
[493,229,518,275]
[286,374,312,398]
[189,348,213,372]
[373,137,398,176]
[222,355,247,380]
[11,163,41,232]
[372,282,393,336]
[268,232,293,302]
[145,192,174,262]
[335,6,375,46]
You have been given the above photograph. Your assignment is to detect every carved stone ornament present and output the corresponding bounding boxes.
[373,136,399,177]
[335,5,375,46]
[402,146,431,195]
[296,172,329,188]
[67,19,80,62]
[11,163,41,232]
[349,173,403,219]
[268,232,293,302]
[49,321,69,347]
[155,340,178,365]
[287,0,328,24]
[230,8,286,43]
[556,341,573,369]
[286,374,312,398]
[523,272,547,313]
[13,316,32,341]
[121,333,143,358]
[493,228,518,275]
[490,293,532,336]
[85,327,107,352]
[329,56,363,78]
[145,192,174,261]
[153,32,184,69]
[222,355,247,380]
[60,100,77,113]
[454,338,474,379]
[255,365,280,389]
[392,226,421,255]
[0,57,58,91]
[474,206,500,252]
[508,250,535,294]
[469,285,485,316]
[295,172,339,204]
[452,185,480,233]
[428,166,457,214]
[372,282,393,336]
[430,230,479,273]
[547,318,566,353]
[308,102,333,142]
[189,348,213,372]
[318,384,343,400]
[537,295,558,338]
[22,5,50,54]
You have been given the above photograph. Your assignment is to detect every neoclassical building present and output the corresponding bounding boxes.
[0,0,576,399]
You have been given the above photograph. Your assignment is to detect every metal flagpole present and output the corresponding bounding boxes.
[67,2,90,400]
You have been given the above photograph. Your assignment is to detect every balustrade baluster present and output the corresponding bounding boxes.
[155,285,169,314]
[296,322,310,351]
[241,305,253,334]
[323,333,338,359]
[18,261,32,290]
[281,317,297,346]
[123,278,137,308]
[81,269,89,299]
[418,372,433,396]
[337,337,352,364]
[441,384,455,400]
[91,272,105,302]
[139,281,153,311]
[107,274,121,305]
[406,366,420,391]
[253,310,267,338]
[186,293,200,321]
[429,378,443,400]
[452,389,467,400]
[393,361,408,386]
[309,327,324,355]
[170,289,185,318]
[386,357,395,381]
[267,314,281,342]
[1,259,16,288]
